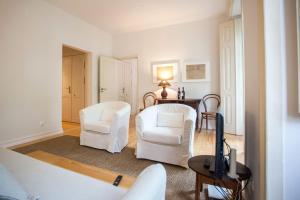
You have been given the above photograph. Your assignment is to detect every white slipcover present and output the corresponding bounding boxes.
[0,148,167,200]
[121,164,166,200]
[136,103,197,168]
[80,101,131,153]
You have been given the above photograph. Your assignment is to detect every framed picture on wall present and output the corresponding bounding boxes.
[152,60,179,83]
[181,61,210,82]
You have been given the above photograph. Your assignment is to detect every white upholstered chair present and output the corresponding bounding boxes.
[136,103,196,167]
[80,101,131,153]
[122,164,166,200]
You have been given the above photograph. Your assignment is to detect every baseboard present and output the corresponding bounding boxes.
[0,129,63,148]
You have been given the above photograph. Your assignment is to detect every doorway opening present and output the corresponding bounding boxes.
[98,56,138,115]
[61,45,90,136]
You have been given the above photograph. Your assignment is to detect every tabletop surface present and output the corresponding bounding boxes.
[188,155,251,181]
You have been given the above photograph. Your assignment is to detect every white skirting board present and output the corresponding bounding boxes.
[0,129,63,148]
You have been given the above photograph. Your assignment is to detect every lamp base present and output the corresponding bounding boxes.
[161,87,168,99]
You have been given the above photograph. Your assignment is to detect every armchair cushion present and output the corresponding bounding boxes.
[101,109,117,121]
[84,120,111,134]
[157,112,184,128]
[143,127,182,145]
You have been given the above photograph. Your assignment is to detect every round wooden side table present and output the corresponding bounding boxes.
[188,155,251,200]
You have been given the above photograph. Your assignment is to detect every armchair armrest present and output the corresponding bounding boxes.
[135,106,158,138]
[182,109,197,148]
[80,110,85,131]
[183,109,197,130]
[122,164,166,200]
[110,104,131,135]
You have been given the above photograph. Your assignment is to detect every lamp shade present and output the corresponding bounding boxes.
[158,80,171,87]
[157,67,173,80]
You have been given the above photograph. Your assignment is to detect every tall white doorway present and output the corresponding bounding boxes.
[62,46,86,123]
[219,18,245,136]
[99,56,138,114]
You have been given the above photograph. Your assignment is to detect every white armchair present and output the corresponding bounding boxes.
[80,101,131,153]
[136,103,196,167]
[122,164,166,200]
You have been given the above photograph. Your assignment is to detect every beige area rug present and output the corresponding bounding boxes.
[14,135,206,200]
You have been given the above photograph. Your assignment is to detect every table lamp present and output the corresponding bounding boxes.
[158,80,171,99]
[157,69,172,99]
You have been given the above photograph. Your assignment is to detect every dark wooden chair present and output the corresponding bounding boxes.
[199,94,221,132]
[140,92,157,112]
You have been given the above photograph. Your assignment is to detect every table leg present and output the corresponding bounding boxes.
[232,182,242,199]
[195,173,202,200]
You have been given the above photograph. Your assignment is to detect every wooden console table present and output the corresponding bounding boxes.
[157,98,201,130]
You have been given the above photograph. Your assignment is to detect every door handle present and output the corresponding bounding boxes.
[100,88,107,92]
[67,86,71,94]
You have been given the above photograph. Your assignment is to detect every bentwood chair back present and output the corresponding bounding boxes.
[140,92,157,111]
[200,94,221,132]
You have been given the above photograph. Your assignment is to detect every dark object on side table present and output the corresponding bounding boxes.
[182,87,185,99]
[177,87,181,99]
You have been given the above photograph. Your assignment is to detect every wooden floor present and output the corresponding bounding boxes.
[10,116,244,195]
[63,117,245,163]
[27,150,135,188]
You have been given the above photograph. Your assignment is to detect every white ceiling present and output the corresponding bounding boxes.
[45,0,230,34]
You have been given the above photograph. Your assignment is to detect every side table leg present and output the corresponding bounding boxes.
[232,182,242,200]
[195,173,202,200]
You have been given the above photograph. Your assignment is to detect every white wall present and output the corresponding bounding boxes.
[0,0,112,146]
[282,0,300,199]
[112,18,224,112]
[243,0,266,199]
[244,0,300,199]
[264,0,285,199]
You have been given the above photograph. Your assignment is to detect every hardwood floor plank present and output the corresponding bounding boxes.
[27,150,135,189]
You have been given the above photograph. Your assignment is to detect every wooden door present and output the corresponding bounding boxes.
[99,56,119,102]
[71,55,85,123]
[62,55,85,123]
[62,57,72,122]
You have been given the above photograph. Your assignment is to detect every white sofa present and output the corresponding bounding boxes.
[0,148,166,200]
[80,101,131,153]
[136,103,197,168]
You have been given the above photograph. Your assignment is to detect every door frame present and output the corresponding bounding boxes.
[61,44,92,122]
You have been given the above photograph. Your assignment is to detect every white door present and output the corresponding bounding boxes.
[71,55,85,123]
[117,60,131,103]
[117,60,126,101]
[234,18,245,135]
[99,57,138,114]
[220,19,245,135]
[62,57,72,122]
[122,58,138,114]
[99,56,119,102]
[220,20,236,134]
[62,55,85,123]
